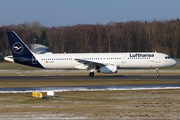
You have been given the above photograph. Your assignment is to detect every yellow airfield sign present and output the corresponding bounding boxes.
[32,92,42,98]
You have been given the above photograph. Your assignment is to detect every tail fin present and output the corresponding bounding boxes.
[7,31,32,57]
[6,31,43,68]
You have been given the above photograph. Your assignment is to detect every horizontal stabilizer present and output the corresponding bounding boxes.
[4,56,14,63]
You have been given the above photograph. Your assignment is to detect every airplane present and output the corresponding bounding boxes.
[4,31,177,77]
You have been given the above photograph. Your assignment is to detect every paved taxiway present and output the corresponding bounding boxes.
[1,75,180,93]
[0,75,180,81]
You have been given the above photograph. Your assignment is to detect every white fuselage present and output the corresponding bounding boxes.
[33,52,177,70]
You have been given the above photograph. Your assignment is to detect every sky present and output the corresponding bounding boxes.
[0,0,180,27]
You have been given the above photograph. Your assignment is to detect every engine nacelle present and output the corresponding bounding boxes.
[99,65,117,73]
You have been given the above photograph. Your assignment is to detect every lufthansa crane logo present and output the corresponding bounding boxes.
[12,42,24,54]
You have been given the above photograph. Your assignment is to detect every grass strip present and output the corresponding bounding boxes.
[0,80,180,88]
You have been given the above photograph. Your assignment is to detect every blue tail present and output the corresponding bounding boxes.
[7,31,43,68]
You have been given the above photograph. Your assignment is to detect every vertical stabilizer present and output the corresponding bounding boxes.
[7,31,32,57]
[6,31,43,68]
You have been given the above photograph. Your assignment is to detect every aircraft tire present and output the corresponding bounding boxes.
[156,73,160,77]
[89,72,94,77]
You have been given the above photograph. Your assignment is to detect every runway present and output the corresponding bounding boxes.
[0,75,180,93]
[0,75,180,81]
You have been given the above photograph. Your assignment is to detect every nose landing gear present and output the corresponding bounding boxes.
[156,68,160,77]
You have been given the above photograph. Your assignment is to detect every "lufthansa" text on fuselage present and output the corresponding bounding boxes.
[129,54,154,57]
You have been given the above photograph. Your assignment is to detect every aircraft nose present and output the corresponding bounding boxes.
[171,59,177,66]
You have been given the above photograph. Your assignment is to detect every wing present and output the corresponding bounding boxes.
[75,59,105,68]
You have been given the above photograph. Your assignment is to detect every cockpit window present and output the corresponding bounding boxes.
[165,56,170,59]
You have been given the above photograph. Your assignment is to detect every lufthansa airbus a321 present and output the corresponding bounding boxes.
[5,31,177,77]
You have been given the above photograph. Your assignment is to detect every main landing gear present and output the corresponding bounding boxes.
[89,72,94,77]
[156,68,160,77]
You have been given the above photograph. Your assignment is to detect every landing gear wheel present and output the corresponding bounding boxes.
[156,73,160,77]
[156,68,160,77]
[89,72,94,77]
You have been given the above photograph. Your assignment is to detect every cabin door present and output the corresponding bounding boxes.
[121,56,126,63]
[155,55,160,63]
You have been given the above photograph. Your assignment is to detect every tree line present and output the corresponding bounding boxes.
[0,19,180,60]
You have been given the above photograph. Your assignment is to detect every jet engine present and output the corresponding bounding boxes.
[98,65,117,73]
